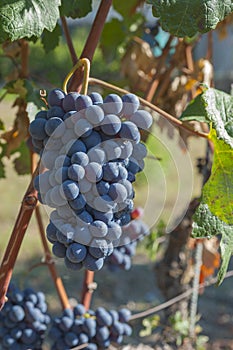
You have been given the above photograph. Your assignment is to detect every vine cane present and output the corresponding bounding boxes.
[0,163,40,310]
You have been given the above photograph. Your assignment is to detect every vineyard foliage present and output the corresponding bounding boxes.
[0,0,232,299]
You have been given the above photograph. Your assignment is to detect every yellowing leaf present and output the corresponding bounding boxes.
[5,79,28,98]
[203,129,233,225]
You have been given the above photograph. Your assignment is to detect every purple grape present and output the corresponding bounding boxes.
[47,106,64,119]
[89,220,108,237]
[100,114,121,135]
[119,121,140,143]
[35,110,47,120]
[96,181,110,196]
[85,162,103,183]
[29,118,47,140]
[108,183,128,202]
[103,94,123,114]
[68,164,85,181]
[75,95,93,112]
[71,151,89,166]
[89,92,103,105]
[83,254,104,271]
[88,147,106,164]
[66,243,87,263]
[62,92,79,112]
[121,93,140,115]
[85,105,105,125]
[74,118,93,138]
[52,241,66,258]
[60,180,79,200]
[67,139,87,155]
[69,194,86,211]
[82,130,101,150]
[45,117,65,138]
[130,109,153,130]
[48,88,65,107]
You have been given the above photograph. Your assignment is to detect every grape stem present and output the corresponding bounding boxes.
[63,58,90,95]
[88,77,209,139]
[81,270,96,310]
[130,269,233,321]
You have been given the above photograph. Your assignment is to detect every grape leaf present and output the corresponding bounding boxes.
[192,203,233,284]
[147,0,233,37]
[113,0,140,16]
[41,23,62,53]
[4,79,29,98]
[181,87,233,283]
[0,0,61,43]
[13,141,30,175]
[101,14,144,59]
[101,19,127,52]
[180,87,233,147]
[202,129,233,225]
[4,79,44,108]
[184,94,233,224]
[60,0,92,19]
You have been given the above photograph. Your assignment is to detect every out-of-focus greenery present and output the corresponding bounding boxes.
[0,25,122,89]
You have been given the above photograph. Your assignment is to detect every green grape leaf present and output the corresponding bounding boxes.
[100,14,144,58]
[192,203,233,284]
[101,0,145,56]
[181,87,233,282]
[13,141,30,175]
[0,0,61,43]
[101,19,127,52]
[41,23,62,53]
[147,0,233,37]
[60,0,92,19]
[4,79,29,98]
[202,130,233,225]
[4,79,44,108]
[180,87,233,147]
[113,0,140,16]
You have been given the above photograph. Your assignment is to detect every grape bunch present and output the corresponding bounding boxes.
[0,284,50,349]
[29,89,152,271]
[106,218,150,271]
[49,303,132,350]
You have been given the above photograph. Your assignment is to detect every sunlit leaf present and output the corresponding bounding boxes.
[147,0,233,37]
[181,87,233,147]
[0,0,61,42]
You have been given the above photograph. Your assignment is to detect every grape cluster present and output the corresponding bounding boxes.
[106,218,149,271]
[50,303,132,350]
[0,284,50,349]
[30,89,152,271]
